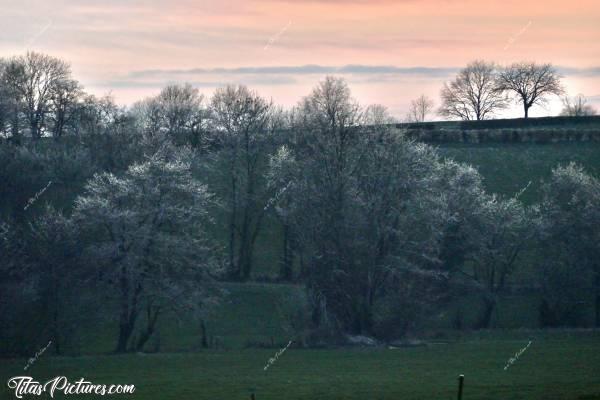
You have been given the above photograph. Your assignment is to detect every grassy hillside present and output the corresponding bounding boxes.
[3,127,600,400]
[4,136,600,357]
[397,115,600,132]
[437,142,600,204]
[41,141,600,356]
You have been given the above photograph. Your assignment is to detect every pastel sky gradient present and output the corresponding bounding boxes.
[1,0,599,119]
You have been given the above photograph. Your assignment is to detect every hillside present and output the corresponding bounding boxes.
[2,120,600,355]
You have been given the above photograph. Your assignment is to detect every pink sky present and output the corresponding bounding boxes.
[1,0,599,119]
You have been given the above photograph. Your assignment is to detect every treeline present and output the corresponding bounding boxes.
[0,53,599,356]
[406,60,597,123]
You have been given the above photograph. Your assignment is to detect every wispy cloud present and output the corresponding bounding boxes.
[107,65,461,94]
[94,76,298,89]
[125,64,600,84]
[129,64,460,79]
[557,67,600,77]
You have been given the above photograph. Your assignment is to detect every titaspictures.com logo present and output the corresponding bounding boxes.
[7,376,135,398]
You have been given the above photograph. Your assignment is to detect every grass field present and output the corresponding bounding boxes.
[2,333,600,399]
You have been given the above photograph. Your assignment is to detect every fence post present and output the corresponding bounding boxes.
[457,374,464,400]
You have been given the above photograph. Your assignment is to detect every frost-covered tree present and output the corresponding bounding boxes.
[431,162,532,328]
[22,208,81,354]
[74,150,220,352]
[209,85,276,280]
[132,84,208,147]
[0,58,25,142]
[2,52,72,138]
[269,77,469,337]
[466,196,531,328]
[536,164,600,327]
[49,78,82,138]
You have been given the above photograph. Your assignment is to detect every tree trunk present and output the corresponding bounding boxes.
[135,305,160,352]
[228,164,238,279]
[244,243,255,281]
[239,235,256,281]
[116,316,136,353]
[11,109,20,145]
[200,319,208,348]
[51,296,61,356]
[524,103,529,119]
[239,237,250,281]
[239,149,258,281]
[298,250,307,281]
[279,223,293,281]
[31,115,40,139]
[228,212,237,279]
[595,273,600,328]
[115,270,140,353]
[476,296,496,329]
[594,292,600,328]
[238,208,252,281]
[359,297,373,335]
[43,265,62,355]
[54,112,65,139]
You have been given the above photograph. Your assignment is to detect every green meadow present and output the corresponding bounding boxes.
[2,333,600,399]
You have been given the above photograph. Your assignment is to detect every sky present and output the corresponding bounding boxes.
[1,0,599,119]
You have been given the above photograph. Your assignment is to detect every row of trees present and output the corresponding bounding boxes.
[1,53,599,355]
[271,77,600,339]
[406,60,596,122]
[1,53,595,136]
